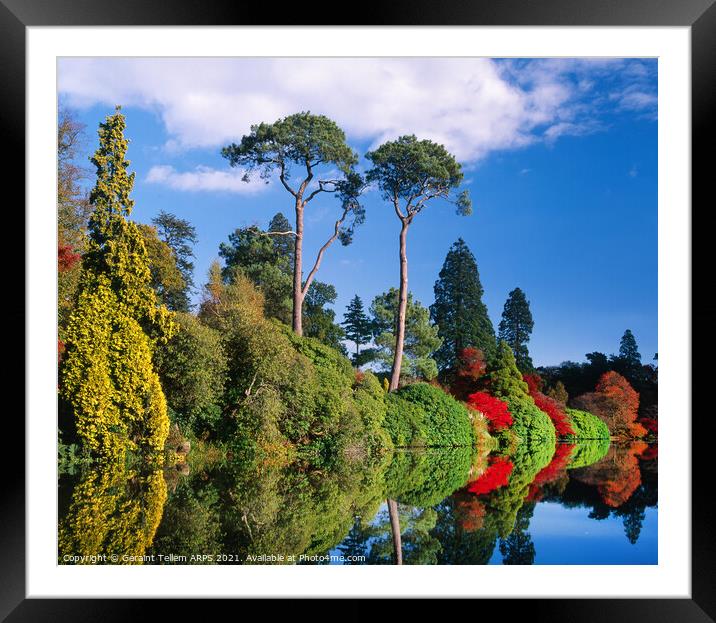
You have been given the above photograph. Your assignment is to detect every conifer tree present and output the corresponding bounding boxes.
[60,107,175,462]
[618,329,642,366]
[498,287,535,372]
[430,238,496,370]
[342,295,373,363]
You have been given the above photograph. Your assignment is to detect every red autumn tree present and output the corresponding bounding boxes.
[465,456,514,495]
[573,371,644,439]
[58,243,81,273]
[466,391,513,432]
[450,346,487,400]
[523,373,575,437]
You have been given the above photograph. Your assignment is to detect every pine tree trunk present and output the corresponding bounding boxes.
[292,201,304,335]
[389,221,409,391]
[387,498,403,565]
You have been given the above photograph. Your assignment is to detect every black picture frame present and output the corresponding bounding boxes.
[5,0,711,618]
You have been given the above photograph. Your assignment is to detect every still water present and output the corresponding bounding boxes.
[58,441,657,565]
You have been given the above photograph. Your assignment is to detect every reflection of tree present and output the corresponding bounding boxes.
[147,473,223,562]
[387,499,403,564]
[499,502,536,564]
[544,442,658,545]
[432,439,554,564]
[570,441,647,507]
[339,504,442,565]
[58,464,167,563]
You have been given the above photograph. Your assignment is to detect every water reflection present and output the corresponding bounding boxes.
[58,441,657,565]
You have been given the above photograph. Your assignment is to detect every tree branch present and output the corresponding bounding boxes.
[278,160,297,197]
[260,230,297,237]
[301,205,350,297]
[305,179,341,203]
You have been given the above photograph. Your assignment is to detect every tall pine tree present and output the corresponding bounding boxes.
[498,287,534,373]
[430,238,496,370]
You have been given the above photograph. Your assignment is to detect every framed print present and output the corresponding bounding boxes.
[6,0,712,618]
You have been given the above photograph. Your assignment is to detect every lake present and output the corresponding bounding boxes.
[58,440,657,565]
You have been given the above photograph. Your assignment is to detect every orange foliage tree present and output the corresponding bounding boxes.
[573,371,645,439]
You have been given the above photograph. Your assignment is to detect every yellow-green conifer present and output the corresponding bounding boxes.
[60,107,174,462]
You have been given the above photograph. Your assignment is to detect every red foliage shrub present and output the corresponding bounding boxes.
[58,338,65,364]
[354,369,365,384]
[638,417,657,434]
[526,443,574,501]
[523,373,575,437]
[450,347,487,400]
[465,456,514,495]
[58,243,81,272]
[466,391,513,432]
[523,373,543,394]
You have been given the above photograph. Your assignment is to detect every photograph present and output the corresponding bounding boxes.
[55,56,659,567]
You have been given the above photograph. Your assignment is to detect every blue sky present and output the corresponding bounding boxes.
[58,57,657,367]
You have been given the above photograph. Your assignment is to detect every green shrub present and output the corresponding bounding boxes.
[384,393,428,447]
[200,273,391,462]
[155,312,227,436]
[567,438,611,469]
[384,383,474,448]
[564,408,611,440]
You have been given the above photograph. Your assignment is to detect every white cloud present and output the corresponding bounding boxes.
[58,57,656,163]
[145,164,269,194]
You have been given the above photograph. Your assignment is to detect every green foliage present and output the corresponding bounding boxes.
[219,223,293,325]
[199,271,389,461]
[60,108,175,462]
[342,295,373,364]
[370,289,442,381]
[618,329,642,365]
[138,223,187,309]
[221,113,365,245]
[485,340,531,398]
[222,111,358,177]
[565,408,611,440]
[302,281,346,355]
[147,475,223,562]
[430,238,496,369]
[482,440,554,539]
[498,288,535,373]
[385,447,475,507]
[365,135,469,215]
[486,342,556,445]
[546,380,569,404]
[384,394,428,448]
[385,383,475,448]
[154,312,227,436]
[151,211,197,312]
[567,438,611,469]
[58,433,93,476]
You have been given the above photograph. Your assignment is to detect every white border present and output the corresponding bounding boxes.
[27,26,690,598]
